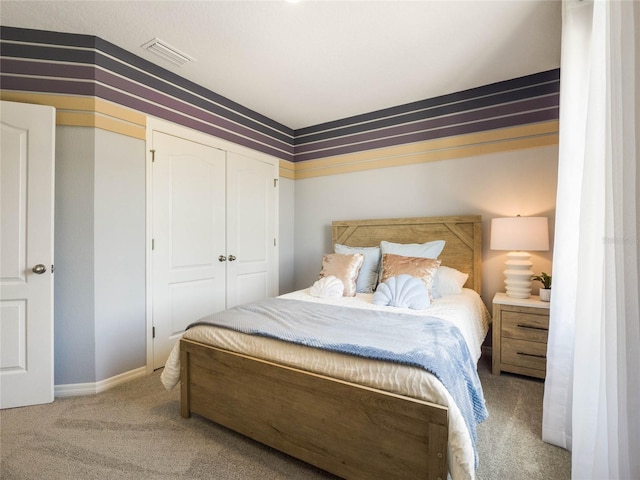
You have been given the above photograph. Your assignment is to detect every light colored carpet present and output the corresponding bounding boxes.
[1,355,570,479]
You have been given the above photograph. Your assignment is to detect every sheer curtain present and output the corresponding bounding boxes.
[542,1,640,478]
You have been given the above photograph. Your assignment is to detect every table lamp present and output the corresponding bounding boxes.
[490,216,549,299]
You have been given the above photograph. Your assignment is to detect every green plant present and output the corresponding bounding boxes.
[532,272,552,289]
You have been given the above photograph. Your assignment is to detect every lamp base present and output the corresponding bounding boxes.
[503,251,533,299]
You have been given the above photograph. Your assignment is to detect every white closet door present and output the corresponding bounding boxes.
[151,132,226,369]
[226,152,277,308]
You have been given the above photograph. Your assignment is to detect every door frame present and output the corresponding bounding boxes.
[145,117,279,373]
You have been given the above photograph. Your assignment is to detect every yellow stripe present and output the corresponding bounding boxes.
[293,124,559,179]
[1,91,95,110]
[56,111,146,139]
[0,91,146,139]
[279,159,296,180]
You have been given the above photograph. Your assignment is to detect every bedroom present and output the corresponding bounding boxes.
[0,1,637,479]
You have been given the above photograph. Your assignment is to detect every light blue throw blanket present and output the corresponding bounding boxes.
[189,297,488,466]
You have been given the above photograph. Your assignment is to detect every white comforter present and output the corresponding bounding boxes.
[161,288,490,480]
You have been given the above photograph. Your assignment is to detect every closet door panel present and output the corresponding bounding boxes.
[226,152,277,308]
[151,132,226,369]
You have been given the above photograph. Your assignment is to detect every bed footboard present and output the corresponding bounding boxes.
[180,338,448,480]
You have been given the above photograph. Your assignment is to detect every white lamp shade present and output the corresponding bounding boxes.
[490,216,549,251]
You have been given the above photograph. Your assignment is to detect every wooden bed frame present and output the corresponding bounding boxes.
[180,215,482,480]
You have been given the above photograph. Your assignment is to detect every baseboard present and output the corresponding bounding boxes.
[54,366,147,398]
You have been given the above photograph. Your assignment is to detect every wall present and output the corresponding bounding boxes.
[54,126,146,385]
[278,177,296,294]
[293,145,557,308]
[54,127,96,384]
[93,129,146,380]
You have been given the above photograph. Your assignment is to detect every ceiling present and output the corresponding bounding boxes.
[0,0,562,130]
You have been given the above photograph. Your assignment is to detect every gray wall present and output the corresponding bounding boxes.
[278,177,295,294]
[93,130,146,381]
[293,145,558,308]
[54,127,96,385]
[54,126,146,385]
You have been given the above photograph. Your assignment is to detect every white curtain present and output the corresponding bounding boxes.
[542,1,640,479]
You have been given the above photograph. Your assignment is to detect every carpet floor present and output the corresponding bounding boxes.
[1,355,570,479]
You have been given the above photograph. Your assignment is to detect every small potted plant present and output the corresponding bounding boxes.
[532,272,552,301]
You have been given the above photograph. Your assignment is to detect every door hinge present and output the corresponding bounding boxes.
[152,239,155,250]
[274,178,278,188]
[274,238,277,246]
[152,326,156,338]
[150,149,156,162]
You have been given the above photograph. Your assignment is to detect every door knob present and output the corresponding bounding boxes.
[32,264,47,274]
[218,255,227,262]
[228,255,236,262]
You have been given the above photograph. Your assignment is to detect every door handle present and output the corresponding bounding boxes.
[32,264,47,274]
[218,255,227,262]
[228,255,236,262]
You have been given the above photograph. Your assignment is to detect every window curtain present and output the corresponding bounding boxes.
[542,1,639,479]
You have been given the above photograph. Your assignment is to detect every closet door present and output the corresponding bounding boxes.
[151,132,226,369]
[225,152,278,308]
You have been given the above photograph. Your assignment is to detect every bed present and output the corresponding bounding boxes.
[161,215,489,480]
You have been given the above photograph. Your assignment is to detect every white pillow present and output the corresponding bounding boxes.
[431,266,469,298]
[372,274,430,310]
[334,244,381,293]
[380,239,446,259]
[310,275,344,298]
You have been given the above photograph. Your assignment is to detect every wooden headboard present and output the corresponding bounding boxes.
[332,215,482,294]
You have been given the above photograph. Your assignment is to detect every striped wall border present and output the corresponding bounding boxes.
[1,26,559,180]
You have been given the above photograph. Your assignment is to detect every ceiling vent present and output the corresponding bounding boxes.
[141,38,195,67]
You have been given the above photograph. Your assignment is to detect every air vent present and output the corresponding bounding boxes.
[141,38,195,67]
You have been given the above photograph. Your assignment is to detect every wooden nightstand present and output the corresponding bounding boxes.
[492,292,550,379]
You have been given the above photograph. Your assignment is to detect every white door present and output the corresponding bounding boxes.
[226,152,278,307]
[0,101,55,409]
[151,131,226,369]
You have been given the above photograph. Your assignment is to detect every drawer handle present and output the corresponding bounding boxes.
[517,352,547,359]
[517,324,548,331]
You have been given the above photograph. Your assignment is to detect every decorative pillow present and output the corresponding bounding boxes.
[310,275,344,298]
[373,274,430,309]
[431,266,469,299]
[334,244,381,293]
[318,253,364,297]
[380,239,446,259]
[380,253,441,294]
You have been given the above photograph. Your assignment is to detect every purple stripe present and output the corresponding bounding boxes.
[294,95,560,155]
[0,58,95,79]
[95,69,293,155]
[294,109,559,163]
[93,85,292,162]
[0,75,95,95]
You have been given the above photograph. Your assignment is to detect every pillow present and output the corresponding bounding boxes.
[379,253,441,294]
[372,274,430,309]
[318,253,364,297]
[310,275,344,298]
[431,266,469,299]
[380,239,446,259]
[334,244,381,293]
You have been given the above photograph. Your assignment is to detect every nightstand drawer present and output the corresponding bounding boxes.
[502,338,547,372]
[502,311,549,343]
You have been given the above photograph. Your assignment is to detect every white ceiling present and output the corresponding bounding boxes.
[0,0,562,130]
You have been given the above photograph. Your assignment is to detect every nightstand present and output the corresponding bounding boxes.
[492,292,550,379]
